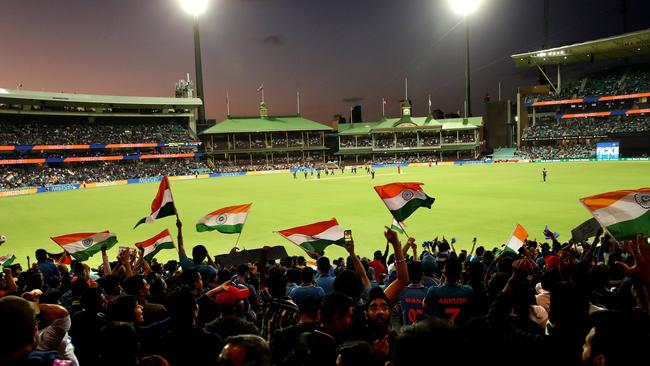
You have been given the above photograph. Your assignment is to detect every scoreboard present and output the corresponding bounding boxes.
[596,142,619,160]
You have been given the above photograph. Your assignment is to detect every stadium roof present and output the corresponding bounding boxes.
[337,116,481,134]
[511,28,650,68]
[0,88,202,108]
[200,115,332,134]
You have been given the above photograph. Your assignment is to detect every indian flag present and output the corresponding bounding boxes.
[135,176,176,228]
[135,229,175,261]
[50,231,118,262]
[0,254,16,267]
[374,182,435,222]
[505,224,528,253]
[277,218,345,255]
[196,203,252,234]
[581,188,650,241]
[391,218,406,234]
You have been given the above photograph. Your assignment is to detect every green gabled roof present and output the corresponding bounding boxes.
[200,115,332,135]
[337,122,382,135]
[439,117,483,130]
[371,115,443,130]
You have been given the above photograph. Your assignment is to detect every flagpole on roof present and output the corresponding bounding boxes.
[382,98,385,117]
[428,94,432,115]
[226,92,230,117]
[297,91,300,115]
[405,77,408,99]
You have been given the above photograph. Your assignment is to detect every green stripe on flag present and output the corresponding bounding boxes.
[605,211,650,241]
[144,242,175,262]
[69,235,118,262]
[196,223,244,234]
[299,238,345,255]
[391,196,435,222]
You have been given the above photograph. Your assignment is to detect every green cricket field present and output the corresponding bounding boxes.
[1,161,649,267]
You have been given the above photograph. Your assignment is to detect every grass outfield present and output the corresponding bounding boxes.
[1,161,649,267]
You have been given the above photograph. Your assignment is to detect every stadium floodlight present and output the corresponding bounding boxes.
[448,0,481,119]
[448,0,481,16]
[179,0,209,127]
[179,0,209,15]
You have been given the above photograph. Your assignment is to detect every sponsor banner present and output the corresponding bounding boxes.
[247,169,290,175]
[0,158,46,165]
[209,172,247,178]
[140,153,195,159]
[0,142,201,151]
[105,143,158,149]
[85,180,129,188]
[32,145,90,150]
[169,175,197,181]
[0,188,38,197]
[0,146,15,151]
[371,163,409,168]
[197,174,210,179]
[454,160,488,166]
[494,159,530,163]
[37,184,81,193]
[64,156,123,162]
[127,177,163,185]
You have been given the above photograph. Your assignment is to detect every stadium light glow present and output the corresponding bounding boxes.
[179,0,208,15]
[448,0,481,16]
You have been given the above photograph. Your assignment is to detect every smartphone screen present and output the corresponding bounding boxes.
[344,229,352,243]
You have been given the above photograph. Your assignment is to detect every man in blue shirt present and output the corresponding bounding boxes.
[423,256,473,325]
[176,220,217,290]
[315,257,335,294]
[35,249,59,284]
[289,267,325,306]
[420,252,440,288]
[398,261,428,326]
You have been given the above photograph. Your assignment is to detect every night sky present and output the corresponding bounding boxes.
[1,0,649,124]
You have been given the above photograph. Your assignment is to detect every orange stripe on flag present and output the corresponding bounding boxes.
[513,224,528,241]
[374,182,426,199]
[206,203,252,216]
[581,188,650,212]
[50,231,110,245]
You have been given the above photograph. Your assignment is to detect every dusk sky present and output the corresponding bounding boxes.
[1,0,649,123]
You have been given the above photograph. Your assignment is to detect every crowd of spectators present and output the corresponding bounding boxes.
[0,159,210,189]
[517,144,596,160]
[525,64,650,103]
[1,220,648,366]
[0,147,198,161]
[0,121,194,145]
[523,115,650,140]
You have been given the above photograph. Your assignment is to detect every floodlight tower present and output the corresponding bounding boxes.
[180,0,209,125]
[449,0,481,119]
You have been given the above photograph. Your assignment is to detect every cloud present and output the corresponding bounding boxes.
[261,34,283,46]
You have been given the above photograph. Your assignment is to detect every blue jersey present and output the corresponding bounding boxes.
[422,276,441,288]
[315,274,335,294]
[289,285,325,306]
[398,284,428,326]
[423,283,473,323]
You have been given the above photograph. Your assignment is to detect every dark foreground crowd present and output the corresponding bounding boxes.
[1,220,648,366]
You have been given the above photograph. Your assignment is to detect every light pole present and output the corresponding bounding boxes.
[449,0,480,119]
[180,0,209,125]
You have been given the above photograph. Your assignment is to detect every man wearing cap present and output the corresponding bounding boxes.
[421,252,440,288]
[205,282,259,340]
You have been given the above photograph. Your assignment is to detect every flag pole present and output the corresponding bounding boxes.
[234,204,253,250]
[164,176,181,221]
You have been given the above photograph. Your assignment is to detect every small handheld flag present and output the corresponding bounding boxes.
[135,176,177,228]
[374,182,435,222]
[276,218,345,255]
[51,231,118,262]
[505,224,528,253]
[135,229,175,262]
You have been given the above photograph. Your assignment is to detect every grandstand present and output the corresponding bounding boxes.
[336,99,482,163]
[200,101,332,171]
[511,29,650,160]
[0,87,206,190]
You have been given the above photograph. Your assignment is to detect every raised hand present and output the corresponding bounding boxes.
[384,227,398,245]
[617,235,650,281]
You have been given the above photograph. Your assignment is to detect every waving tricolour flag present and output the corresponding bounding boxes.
[135,176,176,228]
[0,254,16,267]
[581,188,650,241]
[51,231,118,262]
[135,229,175,261]
[374,182,435,222]
[276,218,345,255]
[196,203,252,234]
